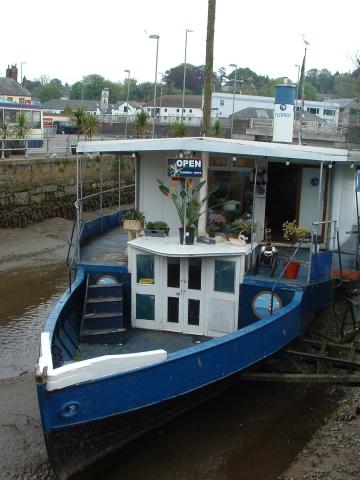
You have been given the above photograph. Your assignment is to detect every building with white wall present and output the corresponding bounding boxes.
[211,92,340,124]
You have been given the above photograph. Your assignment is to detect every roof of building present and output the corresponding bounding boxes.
[329,98,360,109]
[0,78,30,97]
[144,95,202,108]
[42,98,103,111]
[115,100,144,109]
[77,136,349,164]
[232,107,325,122]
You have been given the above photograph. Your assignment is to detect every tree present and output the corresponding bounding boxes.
[83,113,98,140]
[64,105,73,116]
[164,64,205,94]
[0,121,14,159]
[14,112,31,138]
[71,106,86,140]
[33,83,62,103]
[211,119,223,137]
[171,121,188,137]
[132,109,150,137]
[203,0,216,136]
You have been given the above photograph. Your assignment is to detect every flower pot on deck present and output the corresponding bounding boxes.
[179,227,195,245]
[283,261,301,279]
[123,219,142,231]
[144,229,169,238]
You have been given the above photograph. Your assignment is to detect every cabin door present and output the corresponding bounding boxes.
[164,257,205,335]
[204,256,242,337]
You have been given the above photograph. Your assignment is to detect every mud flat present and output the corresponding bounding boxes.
[280,385,360,480]
[0,217,72,272]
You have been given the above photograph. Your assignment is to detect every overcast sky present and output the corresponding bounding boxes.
[2,0,359,85]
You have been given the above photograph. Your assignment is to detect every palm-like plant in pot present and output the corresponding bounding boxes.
[282,220,309,279]
[158,178,218,245]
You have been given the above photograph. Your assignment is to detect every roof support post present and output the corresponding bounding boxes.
[316,161,324,234]
[250,157,258,263]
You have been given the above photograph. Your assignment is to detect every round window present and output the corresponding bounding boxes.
[252,291,282,319]
[97,275,119,286]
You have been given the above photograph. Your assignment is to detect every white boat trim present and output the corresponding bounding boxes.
[37,333,167,392]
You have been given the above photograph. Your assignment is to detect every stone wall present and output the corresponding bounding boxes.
[0,155,134,227]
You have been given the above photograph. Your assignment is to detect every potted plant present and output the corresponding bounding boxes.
[282,220,309,279]
[230,219,257,243]
[123,210,146,239]
[144,221,170,237]
[158,178,218,245]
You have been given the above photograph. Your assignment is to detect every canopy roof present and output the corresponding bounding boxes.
[77,136,350,163]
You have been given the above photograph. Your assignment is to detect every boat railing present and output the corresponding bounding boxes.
[270,219,341,314]
[67,183,135,291]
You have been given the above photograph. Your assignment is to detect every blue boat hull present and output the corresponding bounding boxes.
[37,266,334,479]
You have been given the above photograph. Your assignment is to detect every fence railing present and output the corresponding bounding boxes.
[248,118,345,136]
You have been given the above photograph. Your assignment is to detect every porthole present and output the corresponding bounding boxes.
[252,291,282,319]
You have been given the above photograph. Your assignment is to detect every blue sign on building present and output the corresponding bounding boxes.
[168,158,203,177]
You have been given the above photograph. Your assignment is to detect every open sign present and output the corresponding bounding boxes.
[168,158,203,177]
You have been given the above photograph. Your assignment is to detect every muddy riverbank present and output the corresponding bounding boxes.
[0,220,359,479]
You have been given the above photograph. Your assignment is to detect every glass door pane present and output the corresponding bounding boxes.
[167,258,180,288]
[188,299,200,326]
[188,258,201,290]
[167,297,179,323]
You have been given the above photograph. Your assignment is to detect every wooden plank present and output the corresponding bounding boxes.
[242,372,360,384]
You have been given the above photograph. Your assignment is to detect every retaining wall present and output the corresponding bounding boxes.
[0,156,134,228]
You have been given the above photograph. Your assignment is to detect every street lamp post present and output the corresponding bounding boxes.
[299,36,310,145]
[159,72,164,118]
[149,34,160,138]
[181,29,193,123]
[294,64,301,131]
[124,69,131,138]
[229,63,237,139]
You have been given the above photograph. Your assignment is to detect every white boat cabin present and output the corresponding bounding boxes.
[128,236,252,337]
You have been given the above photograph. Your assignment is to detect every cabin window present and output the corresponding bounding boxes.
[136,294,155,320]
[214,260,235,294]
[188,299,200,325]
[136,254,154,284]
[167,257,180,288]
[188,258,202,290]
[209,156,229,168]
[208,170,254,234]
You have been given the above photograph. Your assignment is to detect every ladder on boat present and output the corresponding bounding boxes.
[80,274,126,344]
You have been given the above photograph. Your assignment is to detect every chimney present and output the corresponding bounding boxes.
[6,64,18,82]
[272,84,296,143]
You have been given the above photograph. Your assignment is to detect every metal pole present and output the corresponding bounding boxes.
[294,64,300,130]
[229,64,237,139]
[316,161,324,234]
[76,153,81,261]
[118,155,121,223]
[149,35,160,138]
[250,159,258,266]
[100,153,103,231]
[182,29,193,124]
[124,69,130,138]
[183,188,187,245]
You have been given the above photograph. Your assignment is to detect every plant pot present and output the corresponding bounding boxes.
[123,219,142,231]
[144,229,169,237]
[179,227,195,245]
[284,261,301,279]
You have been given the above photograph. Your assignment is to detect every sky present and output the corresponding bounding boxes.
[2,0,359,86]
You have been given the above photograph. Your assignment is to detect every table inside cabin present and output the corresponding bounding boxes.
[128,236,254,337]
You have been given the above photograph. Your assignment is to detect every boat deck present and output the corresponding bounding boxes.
[81,226,128,264]
[75,328,211,361]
